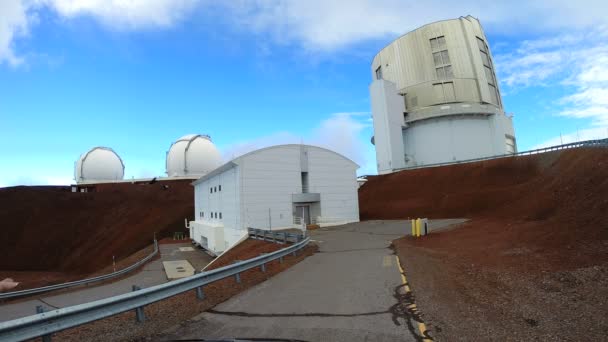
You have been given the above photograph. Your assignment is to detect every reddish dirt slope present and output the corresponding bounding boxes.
[361,148,608,340]
[360,148,608,225]
[0,181,193,274]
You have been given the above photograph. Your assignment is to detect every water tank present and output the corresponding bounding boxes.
[166,134,222,177]
[75,147,125,183]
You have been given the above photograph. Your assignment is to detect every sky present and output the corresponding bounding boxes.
[1,0,608,187]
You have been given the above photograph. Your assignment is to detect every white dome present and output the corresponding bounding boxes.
[75,147,125,183]
[166,134,222,177]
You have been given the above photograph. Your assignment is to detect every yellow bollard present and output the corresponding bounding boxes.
[415,218,421,237]
[411,219,416,236]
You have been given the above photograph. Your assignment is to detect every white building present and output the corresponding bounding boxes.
[370,16,516,174]
[189,144,360,254]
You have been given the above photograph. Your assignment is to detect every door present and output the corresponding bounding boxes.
[296,205,311,225]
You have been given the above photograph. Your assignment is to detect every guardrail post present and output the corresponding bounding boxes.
[282,232,287,244]
[196,286,205,300]
[36,306,52,342]
[292,250,297,257]
[260,253,267,272]
[272,232,277,243]
[279,256,284,264]
[233,260,241,283]
[132,285,145,322]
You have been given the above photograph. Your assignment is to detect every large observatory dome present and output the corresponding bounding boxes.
[75,147,125,183]
[166,134,222,177]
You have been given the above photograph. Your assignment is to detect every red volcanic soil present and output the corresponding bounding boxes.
[0,180,193,275]
[360,148,608,340]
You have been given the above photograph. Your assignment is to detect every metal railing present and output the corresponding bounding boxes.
[394,138,608,172]
[0,237,310,342]
[248,227,304,244]
[0,240,159,301]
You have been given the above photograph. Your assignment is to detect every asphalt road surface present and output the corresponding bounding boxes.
[158,219,466,342]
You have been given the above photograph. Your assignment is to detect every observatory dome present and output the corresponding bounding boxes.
[166,134,222,177]
[75,147,125,183]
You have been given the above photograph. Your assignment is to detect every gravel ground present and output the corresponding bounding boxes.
[51,241,317,341]
[394,235,608,341]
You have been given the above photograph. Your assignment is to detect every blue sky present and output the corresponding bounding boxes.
[1,1,608,186]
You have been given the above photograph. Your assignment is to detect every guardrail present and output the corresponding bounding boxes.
[0,237,310,342]
[248,227,304,244]
[391,138,608,172]
[0,240,159,301]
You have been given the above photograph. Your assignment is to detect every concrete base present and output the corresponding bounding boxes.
[163,260,195,280]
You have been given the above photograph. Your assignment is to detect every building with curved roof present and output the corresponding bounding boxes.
[189,144,360,254]
[370,15,516,174]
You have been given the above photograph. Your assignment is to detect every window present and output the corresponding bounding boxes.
[375,66,383,80]
[214,186,217,192]
[202,212,204,218]
[476,36,501,107]
[505,136,516,154]
[219,185,221,191]
[209,188,212,194]
[219,212,222,219]
[430,35,452,80]
[433,82,456,104]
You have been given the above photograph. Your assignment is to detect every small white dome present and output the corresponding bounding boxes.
[75,147,125,183]
[166,134,222,177]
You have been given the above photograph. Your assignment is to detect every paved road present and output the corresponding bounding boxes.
[159,219,466,342]
[0,243,212,321]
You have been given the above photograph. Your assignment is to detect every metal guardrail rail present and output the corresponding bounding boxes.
[393,138,608,172]
[247,227,304,244]
[0,237,310,342]
[0,240,159,301]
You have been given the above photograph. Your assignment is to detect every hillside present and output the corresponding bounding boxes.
[0,180,193,275]
[360,148,608,340]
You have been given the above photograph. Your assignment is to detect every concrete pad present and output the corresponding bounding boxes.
[178,247,195,252]
[162,260,195,280]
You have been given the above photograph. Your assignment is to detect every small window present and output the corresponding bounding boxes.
[219,212,222,219]
[214,186,217,192]
[476,37,487,52]
[433,52,442,66]
[202,212,204,218]
[437,36,446,49]
[209,188,212,194]
[375,66,383,80]
[441,50,450,64]
[430,37,438,50]
[219,185,221,191]
[436,67,446,79]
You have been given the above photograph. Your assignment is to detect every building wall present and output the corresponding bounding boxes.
[240,145,303,230]
[370,79,406,174]
[191,165,241,253]
[307,148,360,224]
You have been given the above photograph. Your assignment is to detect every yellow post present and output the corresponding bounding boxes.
[415,218,421,237]
[411,219,416,236]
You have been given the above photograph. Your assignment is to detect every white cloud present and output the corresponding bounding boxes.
[0,0,198,66]
[4,0,608,66]
[47,0,198,30]
[219,112,375,174]
[0,0,31,66]
[218,0,608,51]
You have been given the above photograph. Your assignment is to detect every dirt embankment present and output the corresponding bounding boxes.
[360,148,608,340]
[0,180,193,277]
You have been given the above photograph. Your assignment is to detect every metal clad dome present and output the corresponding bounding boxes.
[166,134,222,177]
[75,147,125,183]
